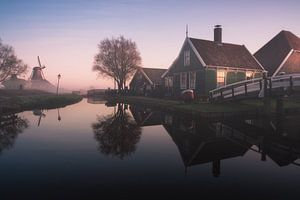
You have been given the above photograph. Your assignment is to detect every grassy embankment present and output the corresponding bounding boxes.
[0,89,83,114]
[107,95,300,117]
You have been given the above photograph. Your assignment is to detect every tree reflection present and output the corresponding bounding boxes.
[0,114,29,153]
[92,103,141,159]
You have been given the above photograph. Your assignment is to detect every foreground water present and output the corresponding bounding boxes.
[0,98,300,199]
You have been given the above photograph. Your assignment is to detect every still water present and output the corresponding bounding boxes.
[0,98,300,199]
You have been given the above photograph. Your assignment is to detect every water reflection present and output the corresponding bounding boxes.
[114,103,300,176]
[0,114,28,153]
[33,109,46,126]
[87,97,106,104]
[219,115,300,167]
[92,103,141,159]
[163,115,251,177]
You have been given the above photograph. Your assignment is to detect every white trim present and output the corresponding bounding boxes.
[243,45,266,71]
[187,38,206,66]
[161,38,189,78]
[273,49,294,77]
[206,65,264,72]
[140,69,154,85]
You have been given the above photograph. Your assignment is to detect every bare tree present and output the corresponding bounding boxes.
[0,39,28,82]
[93,36,141,91]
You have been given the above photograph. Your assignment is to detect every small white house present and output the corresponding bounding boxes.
[2,74,29,90]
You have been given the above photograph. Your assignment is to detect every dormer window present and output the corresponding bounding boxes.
[184,50,190,66]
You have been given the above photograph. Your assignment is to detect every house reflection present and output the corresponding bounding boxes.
[129,105,164,127]
[92,103,141,159]
[0,114,29,153]
[163,115,250,177]
[220,115,300,167]
[129,105,300,176]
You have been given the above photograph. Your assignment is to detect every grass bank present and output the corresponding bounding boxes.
[106,96,263,118]
[106,95,300,118]
[0,89,83,114]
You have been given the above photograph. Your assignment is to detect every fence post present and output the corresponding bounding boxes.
[289,76,294,95]
[244,82,248,96]
[259,80,262,90]
[232,87,235,98]
[263,72,268,97]
[269,78,272,96]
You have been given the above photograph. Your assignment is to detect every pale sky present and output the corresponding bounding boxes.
[1,0,300,90]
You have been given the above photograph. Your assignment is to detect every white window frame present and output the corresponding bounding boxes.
[217,69,226,87]
[169,76,173,87]
[165,76,173,88]
[189,71,196,89]
[184,50,190,66]
[180,72,187,89]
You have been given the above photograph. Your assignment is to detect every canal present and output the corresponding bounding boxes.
[0,98,300,199]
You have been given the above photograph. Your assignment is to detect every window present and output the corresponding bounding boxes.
[165,78,168,87]
[168,77,173,87]
[217,70,225,87]
[184,50,190,66]
[180,72,187,89]
[246,71,253,80]
[189,71,196,89]
[165,77,173,87]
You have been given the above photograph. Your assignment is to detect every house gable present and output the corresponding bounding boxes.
[163,38,206,77]
[130,68,167,90]
[129,69,152,89]
[278,51,300,74]
[254,30,300,76]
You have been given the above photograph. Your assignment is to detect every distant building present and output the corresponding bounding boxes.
[129,67,167,94]
[87,89,105,96]
[254,30,300,77]
[72,91,80,95]
[2,74,29,90]
[162,25,264,96]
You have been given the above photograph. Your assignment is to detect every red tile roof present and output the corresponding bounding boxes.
[189,38,263,70]
[254,30,300,76]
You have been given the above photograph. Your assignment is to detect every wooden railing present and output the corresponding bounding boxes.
[209,74,300,102]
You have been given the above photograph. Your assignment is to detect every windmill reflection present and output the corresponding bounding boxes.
[0,114,29,153]
[92,103,141,159]
[33,109,46,126]
[57,108,61,122]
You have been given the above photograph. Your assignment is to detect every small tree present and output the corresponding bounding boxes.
[93,36,141,91]
[0,39,28,82]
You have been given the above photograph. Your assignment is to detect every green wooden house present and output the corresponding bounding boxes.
[129,67,167,95]
[162,25,265,96]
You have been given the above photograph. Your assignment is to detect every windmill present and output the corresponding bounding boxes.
[29,56,55,91]
[30,56,46,81]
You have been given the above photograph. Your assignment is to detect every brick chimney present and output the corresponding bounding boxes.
[214,25,222,44]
